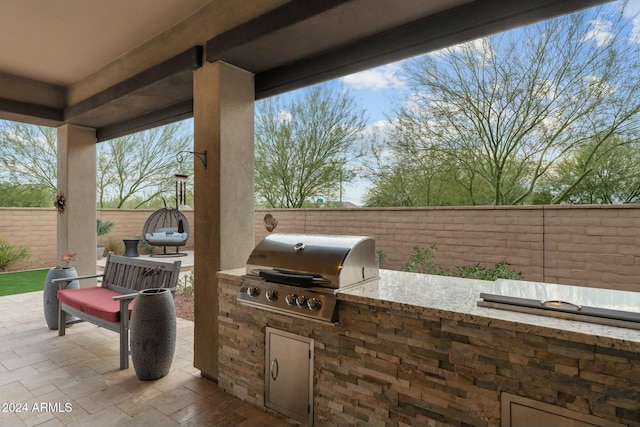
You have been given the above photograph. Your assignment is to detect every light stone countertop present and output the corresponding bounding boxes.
[217,268,640,352]
[338,269,640,351]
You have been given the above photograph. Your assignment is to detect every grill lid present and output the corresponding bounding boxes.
[246,233,378,289]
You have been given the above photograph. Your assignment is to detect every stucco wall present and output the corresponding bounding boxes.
[1,205,639,292]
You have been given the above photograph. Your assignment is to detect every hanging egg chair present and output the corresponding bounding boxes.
[142,204,190,257]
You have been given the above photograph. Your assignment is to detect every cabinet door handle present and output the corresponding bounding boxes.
[541,300,582,311]
[271,358,279,381]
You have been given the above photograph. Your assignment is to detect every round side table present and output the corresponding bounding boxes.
[123,238,140,257]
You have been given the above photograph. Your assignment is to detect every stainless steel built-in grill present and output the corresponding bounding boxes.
[238,233,379,323]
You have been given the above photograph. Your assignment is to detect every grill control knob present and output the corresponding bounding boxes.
[296,295,308,308]
[285,294,297,305]
[266,290,278,301]
[307,297,322,311]
[246,287,260,297]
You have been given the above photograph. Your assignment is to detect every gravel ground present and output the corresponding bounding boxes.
[174,292,194,321]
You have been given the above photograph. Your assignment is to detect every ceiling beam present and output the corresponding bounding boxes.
[65,46,203,127]
[96,99,192,142]
[206,0,351,63]
[254,0,610,99]
[0,98,63,126]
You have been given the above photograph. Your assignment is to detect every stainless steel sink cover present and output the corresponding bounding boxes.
[478,279,640,329]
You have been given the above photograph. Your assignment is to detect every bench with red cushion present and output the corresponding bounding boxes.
[57,287,135,323]
[52,253,181,370]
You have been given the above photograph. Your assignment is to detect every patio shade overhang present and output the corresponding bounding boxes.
[0,0,611,139]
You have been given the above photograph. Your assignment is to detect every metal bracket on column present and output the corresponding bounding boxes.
[177,150,207,169]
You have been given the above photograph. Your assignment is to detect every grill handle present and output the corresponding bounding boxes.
[259,270,315,287]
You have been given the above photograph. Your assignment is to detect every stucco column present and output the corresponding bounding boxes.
[193,61,255,380]
[56,125,97,285]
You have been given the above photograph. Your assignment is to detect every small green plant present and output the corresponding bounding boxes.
[180,272,194,296]
[104,239,124,256]
[139,238,154,255]
[97,219,115,241]
[401,245,449,276]
[457,261,522,281]
[376,250,386,267]
[0,237,31,271]
[401,245,522,280]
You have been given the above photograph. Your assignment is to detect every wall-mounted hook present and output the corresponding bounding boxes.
[177,150,207,169]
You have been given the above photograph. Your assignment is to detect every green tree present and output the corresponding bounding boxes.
[97,123,192,208]
[0,120,193,208]
[255,84,367,208]
[0,183,54,207]
[540,135,640,204]
[371,3,640,206]
[0,121,57,192]
[364,134,501,206]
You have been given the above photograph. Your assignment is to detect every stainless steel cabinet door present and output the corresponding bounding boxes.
[265,327,313,425]
[502,393,627,427]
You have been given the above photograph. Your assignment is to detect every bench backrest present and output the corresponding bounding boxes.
[101,253,182,294]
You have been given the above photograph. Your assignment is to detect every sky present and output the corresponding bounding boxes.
[338,64,409,204]
[277,0,640,206]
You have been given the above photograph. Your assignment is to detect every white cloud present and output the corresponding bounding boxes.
[614,0,640,43]
[583,18,614,46]
[342,63,405,91]
[436,38,495,62]
[623,0,640,17]
[351,120,393,151]
[277,109,292,123]
[632,17,640,43]
[534,79,556,100]
[367,119,394,136]
[583,74,616,98]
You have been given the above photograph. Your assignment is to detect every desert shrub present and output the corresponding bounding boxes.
[139,238,154,255]
[401,245,522,280]
[456,261,522,281]
[96,219,115,238]
[104,239,124,256]
[180,271,194,296]
[401,245,449,276]
[0,237,31,271]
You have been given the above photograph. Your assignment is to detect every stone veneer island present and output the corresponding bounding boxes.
[217,268,640,427]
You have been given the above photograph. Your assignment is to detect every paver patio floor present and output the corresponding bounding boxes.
[0,291,291,427]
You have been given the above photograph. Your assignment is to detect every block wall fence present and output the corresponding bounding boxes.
[2,205,640,292]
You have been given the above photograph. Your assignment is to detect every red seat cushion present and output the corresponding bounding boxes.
[57,287,134,323]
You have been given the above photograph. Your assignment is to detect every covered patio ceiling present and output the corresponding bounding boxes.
[0,0,609,141]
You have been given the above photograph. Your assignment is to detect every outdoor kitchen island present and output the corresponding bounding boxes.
[217,268,640,427]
